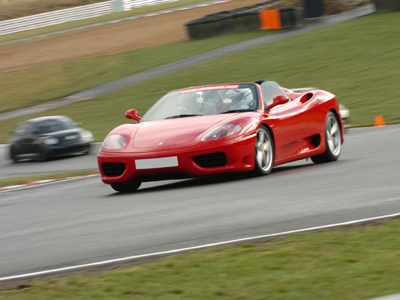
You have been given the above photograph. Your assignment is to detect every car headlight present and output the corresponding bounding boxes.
[81,130,94,142]
[102,134,126,150]
[201,123,242,141]
[43,137,59,145]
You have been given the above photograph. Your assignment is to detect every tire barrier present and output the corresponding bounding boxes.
[300,0,323,18]
[187,0,277,39]
[370,0,400,11]
[279,6,304,29]
[186,4,303,39]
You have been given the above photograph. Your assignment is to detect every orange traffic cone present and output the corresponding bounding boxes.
[375,116,385,126]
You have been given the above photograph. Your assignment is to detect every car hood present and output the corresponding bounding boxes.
[132,115,233,149]
[41,128,82,138]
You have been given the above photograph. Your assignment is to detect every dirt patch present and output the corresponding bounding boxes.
[323,0,371,15]
[0,0,270,73]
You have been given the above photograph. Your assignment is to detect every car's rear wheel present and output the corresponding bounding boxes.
[253,126,274,175]
[110,181,141,193]
[311,111,341,164]
[10,146,18,163]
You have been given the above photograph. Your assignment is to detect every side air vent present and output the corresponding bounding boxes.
[193,152,227,168]
[102,163,125,176]
[299,93,314,103]
[311,134,321,147]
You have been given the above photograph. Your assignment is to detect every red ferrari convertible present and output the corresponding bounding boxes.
[97,80,344,192]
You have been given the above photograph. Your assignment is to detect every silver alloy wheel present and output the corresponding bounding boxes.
[255,128,273,172]
[326,114,341,157]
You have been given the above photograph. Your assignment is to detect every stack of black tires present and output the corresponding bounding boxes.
[279,6,303,29]
[186,1,303,39]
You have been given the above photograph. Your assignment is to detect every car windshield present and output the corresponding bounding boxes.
[260,81,289,107]
[141,84,259,122]
[34,118,76,134]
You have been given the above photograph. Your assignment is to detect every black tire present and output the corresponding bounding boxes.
[311,111,342,164]
[83,145,91,155]
[36,147,48,162]
[111,181,141,193]
[253,126,274,176]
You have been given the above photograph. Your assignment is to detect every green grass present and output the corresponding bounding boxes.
[1,218,400,299]
[0,30,277,113]
[1,11,398,143]
[0,170,99,188]
[0,0,229,44]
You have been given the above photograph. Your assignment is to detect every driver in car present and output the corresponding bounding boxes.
[177,92,217,115]
[203,90,223,104]
[226,88,253,110]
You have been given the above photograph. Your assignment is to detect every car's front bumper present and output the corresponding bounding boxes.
[44,142,91,158]
[97,133,256,184]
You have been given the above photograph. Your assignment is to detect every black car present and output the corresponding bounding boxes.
[8,116,94,162]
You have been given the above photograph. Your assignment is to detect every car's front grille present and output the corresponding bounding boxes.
[102,163,125,176]
[193,152,227,168]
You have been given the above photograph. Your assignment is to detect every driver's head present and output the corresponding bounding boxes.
[226,89,245,105]
[204,91,221,103]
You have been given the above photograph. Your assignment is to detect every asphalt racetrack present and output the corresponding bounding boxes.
[0,144,100,180]
[1,125,400,279]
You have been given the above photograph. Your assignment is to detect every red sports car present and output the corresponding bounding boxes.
[97,80,344,192]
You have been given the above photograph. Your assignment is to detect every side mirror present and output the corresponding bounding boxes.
[266,94,290,111]
[124,109,141,122]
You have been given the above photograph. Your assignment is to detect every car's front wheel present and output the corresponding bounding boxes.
[110,181,142,193]
[253,126,274,175]
[311,111,342,164]
[36,147,48,162]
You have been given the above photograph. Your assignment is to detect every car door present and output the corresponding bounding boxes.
[268,98,309,160]
[260,81,309,160]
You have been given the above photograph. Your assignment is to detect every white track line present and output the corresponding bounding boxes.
[1,212,400,282]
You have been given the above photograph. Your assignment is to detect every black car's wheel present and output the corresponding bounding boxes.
[10,146,18,163]
[253,126,274,176]
[36,147,48,162]
[83,144,92,155]
[111,181,141,193]
[311,111,342,164]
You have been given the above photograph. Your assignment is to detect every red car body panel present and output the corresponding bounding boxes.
[97,83,344,184]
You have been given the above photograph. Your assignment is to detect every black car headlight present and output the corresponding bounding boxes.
[80,130,94,142]
[43,137,59,145]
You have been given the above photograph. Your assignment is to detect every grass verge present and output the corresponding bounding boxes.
[0,170,99,188]
[0,0,228,43]
[0,12,398,143]
[1,218,400,299]
[0,29,277,113]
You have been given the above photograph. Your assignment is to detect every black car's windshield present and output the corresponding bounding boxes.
[34,118,76,134]
[141,84,259,122]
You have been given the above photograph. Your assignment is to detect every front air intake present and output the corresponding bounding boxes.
[102,163,125,176]
[193,152,227,168]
